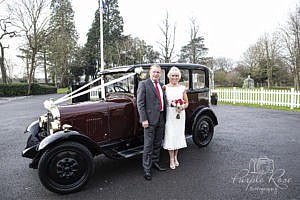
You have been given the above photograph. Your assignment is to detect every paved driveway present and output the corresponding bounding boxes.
[0,95,299,200]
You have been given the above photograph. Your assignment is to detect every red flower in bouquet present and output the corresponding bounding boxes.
[170,99,185,119]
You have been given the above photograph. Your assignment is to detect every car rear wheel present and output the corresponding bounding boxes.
[38,141,94,194]
[192,115,214,147]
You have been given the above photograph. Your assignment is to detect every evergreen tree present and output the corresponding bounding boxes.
[179,36,208,64]
[74,0,159,83]
[48,0,78,87]
[85,0,124,74]
[116,36,159,65]
[179,18,208,64]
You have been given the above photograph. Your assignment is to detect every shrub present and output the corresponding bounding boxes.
[0,83,57,97]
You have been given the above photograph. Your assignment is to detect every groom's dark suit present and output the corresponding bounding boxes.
[137,78,168,175]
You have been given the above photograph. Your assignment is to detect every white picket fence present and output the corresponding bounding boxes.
[90,90,99,100]
[212,87,300,109]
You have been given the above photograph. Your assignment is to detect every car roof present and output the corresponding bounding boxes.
[100,63,209,74]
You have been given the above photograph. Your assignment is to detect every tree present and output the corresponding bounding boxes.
[241,32,285,88]
[281,5,300,90]
[179,17,208,64]
[210,57,234,86]
[48,0,77,87]
[115,36,159,65]
[0,17,16,84]
[37,30,50,84]
[69,46,85,83]
[81,0,124,82]
[226,68,244,87]
[8,0,49,94]
[158,12,176,63]
[258,33,282,88]
[212,57,233,72]
[214,70,227,86]
[74,0,158,83]
[143,44,160,64]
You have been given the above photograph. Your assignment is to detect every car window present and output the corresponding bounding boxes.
[105,73,135,94]
[192,69,205,89]
[179,69,189,89]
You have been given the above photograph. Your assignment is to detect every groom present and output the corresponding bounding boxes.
[137,64,168,181]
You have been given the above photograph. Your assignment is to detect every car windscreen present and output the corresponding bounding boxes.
[104,72,135,94]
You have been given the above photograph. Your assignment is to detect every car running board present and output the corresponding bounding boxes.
[117,146,144,158]
[116,135,192,159]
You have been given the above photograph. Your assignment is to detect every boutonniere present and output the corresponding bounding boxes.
[162,85,166,91]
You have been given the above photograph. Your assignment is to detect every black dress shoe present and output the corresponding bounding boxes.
[152,162,167,171]
[144,172,152,181]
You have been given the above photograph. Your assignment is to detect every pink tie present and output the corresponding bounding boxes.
[154,81,162,111]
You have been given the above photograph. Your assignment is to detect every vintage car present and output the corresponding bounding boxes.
[22,63,218,194]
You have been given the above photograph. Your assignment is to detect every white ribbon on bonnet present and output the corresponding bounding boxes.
[43,67,144,111]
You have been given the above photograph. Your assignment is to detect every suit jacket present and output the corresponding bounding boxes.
[137,78,168,125]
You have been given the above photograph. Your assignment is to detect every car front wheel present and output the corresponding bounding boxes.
[192,115,214,147]
[38,141,94,194]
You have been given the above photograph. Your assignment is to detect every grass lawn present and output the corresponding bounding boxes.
[218,101,300,112]
[57,87,69,94]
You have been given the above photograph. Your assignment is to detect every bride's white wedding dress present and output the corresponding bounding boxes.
[163,85,187,150]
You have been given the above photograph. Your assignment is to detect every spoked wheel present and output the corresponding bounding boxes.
[38,142,94,194]
[192,115,214,147]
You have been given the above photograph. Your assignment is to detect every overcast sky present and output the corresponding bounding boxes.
[73,0,298,61]
[1,0,299,77]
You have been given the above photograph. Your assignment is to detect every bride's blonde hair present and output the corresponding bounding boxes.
[167,66,181,79]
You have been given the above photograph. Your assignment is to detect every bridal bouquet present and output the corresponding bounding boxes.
[170,99,185,119]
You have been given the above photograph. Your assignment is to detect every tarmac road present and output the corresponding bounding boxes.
[0,94,299,200]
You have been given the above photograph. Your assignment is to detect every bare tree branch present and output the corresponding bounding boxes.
[8,0,49,94]
[279,5,300,90]
[0,15,17,84]
[157,11,176,62]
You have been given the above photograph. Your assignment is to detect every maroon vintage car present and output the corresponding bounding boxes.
[22,63,218,194]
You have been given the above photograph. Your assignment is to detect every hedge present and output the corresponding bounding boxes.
[0,83,57,97]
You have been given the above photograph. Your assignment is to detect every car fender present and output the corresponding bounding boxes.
[191,106,218,129]
[38,131,101,156]
[25,120,40,136]
[22,121,43,160]
[24,120,41,148]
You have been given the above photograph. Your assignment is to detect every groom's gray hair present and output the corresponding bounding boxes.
[150,63,161,70]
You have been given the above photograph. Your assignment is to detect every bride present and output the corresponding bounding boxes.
[163,66,189,169]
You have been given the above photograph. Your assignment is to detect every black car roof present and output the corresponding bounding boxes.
[101,63,209,74]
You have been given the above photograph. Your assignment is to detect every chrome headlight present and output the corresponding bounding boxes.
[39,115,48,128]
[49,119,61,134]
